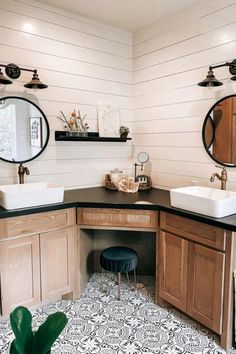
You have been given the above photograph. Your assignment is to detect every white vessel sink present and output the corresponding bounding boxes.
[0,182,64,210]
[170,186,236,218]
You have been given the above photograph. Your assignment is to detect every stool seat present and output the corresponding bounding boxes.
[100,246,138,273]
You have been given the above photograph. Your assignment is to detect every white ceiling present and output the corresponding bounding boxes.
[36,0,198,31]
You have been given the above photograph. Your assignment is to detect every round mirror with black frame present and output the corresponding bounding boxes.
[202,94,236,167]
[0,96,49,164]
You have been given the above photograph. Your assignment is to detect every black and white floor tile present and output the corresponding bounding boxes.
[0,273,236,354]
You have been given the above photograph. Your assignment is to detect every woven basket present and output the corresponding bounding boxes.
[104,174,152,191]
[104,174,117,190]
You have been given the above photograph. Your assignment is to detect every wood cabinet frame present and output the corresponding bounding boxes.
[0,208,77,316]
[159,211,236,350]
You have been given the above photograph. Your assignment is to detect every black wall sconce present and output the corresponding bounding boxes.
[198,59,236,87]
[0,63,48,89]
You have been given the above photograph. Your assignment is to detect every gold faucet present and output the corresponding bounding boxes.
[210,165,227,190]
[18,163,30,184]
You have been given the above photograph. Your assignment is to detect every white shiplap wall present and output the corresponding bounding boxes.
[2,0,236,191]
[0,0,133,188]
[133,0,236,190]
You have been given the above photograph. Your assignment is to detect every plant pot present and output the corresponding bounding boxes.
[120,132,128,139]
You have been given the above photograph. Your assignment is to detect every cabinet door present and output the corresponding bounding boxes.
[0,235,40,315]
[187,242,225,334]
[40,227,76,301]
[159,231,188,311]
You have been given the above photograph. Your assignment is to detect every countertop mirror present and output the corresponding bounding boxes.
[0,96,49,163]
[202,94,236,167]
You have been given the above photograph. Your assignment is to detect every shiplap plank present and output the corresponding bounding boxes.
[133,146,209,163]
[133,0,236,45]
[134,41,236,84]
[0,81,132,109]
[0,31,132,83]
[132,132,201,147]
[134,66,231,96]
[0,9,132,58]
[134,5,236,59]
[133,100,215,121]
[133,84,236,110]
[1,46,132,96]
[26,100,131,123]
[0,159,132,177]
[47,144,133,160]
[134,22,236,71]
[133,117,202,133]
[0,28,131,72]
[0,0,132,45]
[151,172,236,190]
[17,0,131,41]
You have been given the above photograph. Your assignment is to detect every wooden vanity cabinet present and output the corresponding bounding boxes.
[0,208,77,316]
[0,234,41,314]
[187,242,224,333]
[40,227,76,301]
[159,231,188,312]
[78,208,157,231]
[159,211,232,346]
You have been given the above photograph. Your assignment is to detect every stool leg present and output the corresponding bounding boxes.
[134,268,137,284]
[126,272,130,286]
[101,268,107,293]
[131,268,137,290]
[117,272,121,300]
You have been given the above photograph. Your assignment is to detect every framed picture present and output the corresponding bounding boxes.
[30,117,42,148]
[98,102,120,137]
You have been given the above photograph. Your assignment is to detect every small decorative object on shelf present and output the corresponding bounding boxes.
[134,152,152,190]
[98,101,120,137]
[57,109,89,136]
[119,125,130,139]
[136,174,152,190]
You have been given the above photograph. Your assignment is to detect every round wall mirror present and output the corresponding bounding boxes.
[137,151,149,164]
[0,96,49,163]
[202,94,236,167]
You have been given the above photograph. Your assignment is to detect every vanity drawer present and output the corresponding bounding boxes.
[0,208,76,240]
[77,208,158,230]
[160,212,226,251]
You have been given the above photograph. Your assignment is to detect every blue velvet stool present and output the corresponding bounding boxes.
[100,246,138,300]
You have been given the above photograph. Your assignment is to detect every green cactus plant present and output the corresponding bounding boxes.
[9,306,68,354]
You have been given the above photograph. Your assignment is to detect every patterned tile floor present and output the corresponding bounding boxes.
[1,273,236,354]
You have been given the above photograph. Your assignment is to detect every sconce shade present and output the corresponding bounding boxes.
[0,69,12,85]
[24,71,48,89]
[198,69,223,87]
[229,59,236,75]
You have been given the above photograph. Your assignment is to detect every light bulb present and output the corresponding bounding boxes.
[32,84,38,91]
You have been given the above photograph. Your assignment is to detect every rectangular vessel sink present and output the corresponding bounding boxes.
[170,186,236,218]
[0,182,64,210]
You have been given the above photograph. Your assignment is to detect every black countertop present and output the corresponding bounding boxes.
[1,187,236,231]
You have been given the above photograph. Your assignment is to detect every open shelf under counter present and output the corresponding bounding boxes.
[55,131,132,142]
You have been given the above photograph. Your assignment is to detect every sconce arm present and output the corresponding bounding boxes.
[0,63,36,80]
[134,162,144,181]
[210,60,236,70]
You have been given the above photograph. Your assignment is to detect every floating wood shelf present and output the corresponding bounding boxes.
[55,131,132,142]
